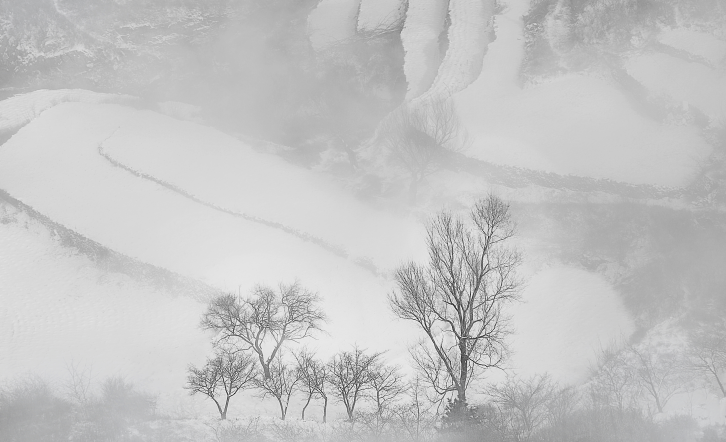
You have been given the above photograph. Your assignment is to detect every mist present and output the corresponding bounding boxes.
[1,0,725,440]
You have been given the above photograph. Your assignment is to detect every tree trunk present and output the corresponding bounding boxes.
[277,397,287,420]
[323,396,328,423]
[301,393,313,420]
[458,339,468,405]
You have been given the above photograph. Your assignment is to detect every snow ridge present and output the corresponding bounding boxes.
[413,0,494,104]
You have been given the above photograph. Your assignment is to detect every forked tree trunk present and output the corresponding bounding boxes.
[301,393,313,420]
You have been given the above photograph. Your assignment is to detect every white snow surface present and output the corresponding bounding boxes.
[627,52,726,123]
[413,0,495,103]
[509,265,635,384]
[0,102,419,361]
[0,97,635,410]
[307,0,361,50]
[0,211,210,413]
[356,0,406,33]
[100,108,425,270]
[400,0,449,100]
[658,28,726,66]
[0,88,136,134]
[452,0,710,187]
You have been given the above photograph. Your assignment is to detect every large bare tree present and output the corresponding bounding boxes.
[185,348,257,420]
[200,281,325,380]
[389,195,521,406]
[380,98,468,202]
[688,317,726,397]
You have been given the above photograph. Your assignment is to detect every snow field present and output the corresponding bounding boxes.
[658,28,726,67]
[0,89,136,134]
[457,74,712,187]
[0,102,419,362]
[0,210,211,414]
[626,52,726,123]
[400,0,449,100]
[100,107,425,271]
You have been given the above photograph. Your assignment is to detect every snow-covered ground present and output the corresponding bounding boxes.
[627,52,726,124]
[400,0,449,100]
[100,108,424,271]
[0,89,136,134]
[449,0,711,187]
[658,28,726,67]
[0,95,634,414]
[413,0,495,103]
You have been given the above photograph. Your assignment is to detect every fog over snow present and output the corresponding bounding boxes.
[0,0,724,434]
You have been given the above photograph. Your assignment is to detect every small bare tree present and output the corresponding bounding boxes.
[380,98,468,202]
[328,346,381,420]
[389,195,521,406]
[201,281,326,380]
[629,342,691,414]
[488,373,557,442]
[185,348,257,420]
[688,318,726,397]
[294,348,329,422]
[394,376,437,442]
[360,361,406,436]
[589,343,639,412]
[255,352,302,420]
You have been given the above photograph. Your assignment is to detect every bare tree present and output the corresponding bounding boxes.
[488,373,557,442]
[328,346,381,420]
[380,98,468,202]
[629,342,691,414]
[368,361,405,414]
[294,348,329,422]
[394,376,437,442]
[185,348,257,420]
[589,344,639,412]
[688,318,726,397]
[389,195,521,405]
[201,281,326,379]
[64,360,93,406]
[255,352,302,420]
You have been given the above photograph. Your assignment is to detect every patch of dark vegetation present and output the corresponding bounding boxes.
[0,188,217,300]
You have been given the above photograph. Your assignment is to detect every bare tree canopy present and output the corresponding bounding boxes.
[380,98,468,202]
[389,195,522,404]
[254,352,302,420]
[327,346,381,420]
[294,348,329,422]
[185,348,257,420]
[688,317,726,398]
[488,373,557,441]
[200,281,326,379]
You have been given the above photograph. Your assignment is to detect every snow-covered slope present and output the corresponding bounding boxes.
[413,0,495,103]
[0,89,136,134]
[626,53,726,123]
[0,102,418,360]
[400,0,449,100]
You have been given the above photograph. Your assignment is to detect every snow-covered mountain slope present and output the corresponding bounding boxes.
[0,102,419,361]
[399,0,449,100]
[413,0,495,103]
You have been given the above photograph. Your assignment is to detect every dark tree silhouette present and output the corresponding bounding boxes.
[390,195,521,405]
[254,352,301,420]
[185,348,257,419]
[294,349,329,422]
[200,281,325,380]
[327,346,381,420]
